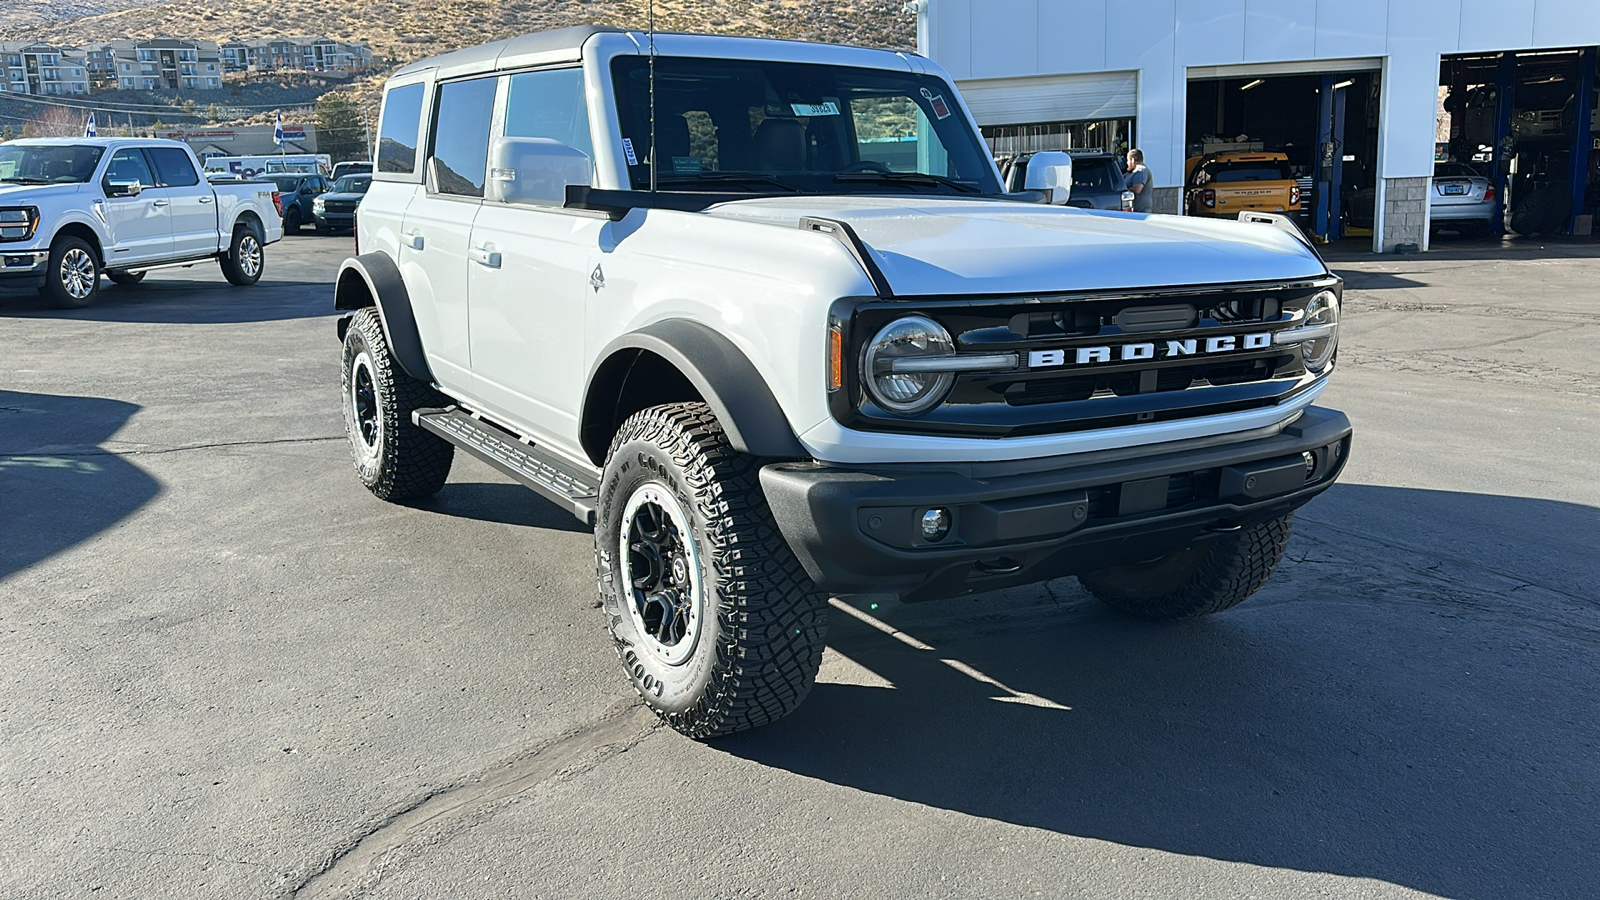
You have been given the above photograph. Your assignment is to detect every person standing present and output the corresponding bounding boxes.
[1125,148,1154,213]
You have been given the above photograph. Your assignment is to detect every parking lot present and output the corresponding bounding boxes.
[2,234,1598,899]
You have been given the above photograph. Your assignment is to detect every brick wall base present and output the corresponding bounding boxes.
[1379,177,1430,252]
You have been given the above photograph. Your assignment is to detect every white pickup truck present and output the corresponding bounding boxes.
[0,138,283,308]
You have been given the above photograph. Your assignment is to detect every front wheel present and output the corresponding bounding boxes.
[283,207,302,234]
[41,236,101,309]
[1078,513,1293,619]
[595,403,828,739]
[219,225,264,286]
[340,307,454,501]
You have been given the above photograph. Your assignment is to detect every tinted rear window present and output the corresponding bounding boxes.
[1071,158,1125,192]
[1195,160,1293,184]
[429,76,498,197]
[377,82,425,174]
[1434,163,1481,178]
[146,147,199,187]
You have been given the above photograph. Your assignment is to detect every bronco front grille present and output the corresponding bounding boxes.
[830,278,1337,439]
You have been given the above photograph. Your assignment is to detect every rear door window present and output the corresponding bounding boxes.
[146,147,200,187]
[430,76,499,197]
[377,82,426,175]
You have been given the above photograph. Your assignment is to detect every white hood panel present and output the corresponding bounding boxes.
[707,196,1327,296]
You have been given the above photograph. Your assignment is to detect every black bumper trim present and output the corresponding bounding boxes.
[760,406,1352,602]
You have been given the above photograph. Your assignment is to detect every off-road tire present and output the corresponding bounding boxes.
[219,224,264,286]
[106,269,145,286]
[596,402,827,739]
[340,307,454,501]
[1078,513,1293,620]
[40,236,100,309]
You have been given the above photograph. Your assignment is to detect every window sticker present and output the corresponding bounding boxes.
[790,101,840,117]
[621,137,639,166]
[671,156,702,174]
[920,87,952,120]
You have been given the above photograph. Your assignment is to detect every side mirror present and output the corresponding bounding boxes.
[106,179,143,198]
[1022,151,1073,204]
[486,136,591,206]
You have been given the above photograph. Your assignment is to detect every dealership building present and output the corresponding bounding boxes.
[913,1,1600,252]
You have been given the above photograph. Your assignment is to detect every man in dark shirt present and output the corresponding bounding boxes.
[1125,148,1153,213]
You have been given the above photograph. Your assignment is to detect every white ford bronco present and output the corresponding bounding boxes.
[335,26,1352,738]
[0,138,282,308]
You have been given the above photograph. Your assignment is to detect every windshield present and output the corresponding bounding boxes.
[331,175,371,193]
[610,56,1001,195]
[0,144,105,184]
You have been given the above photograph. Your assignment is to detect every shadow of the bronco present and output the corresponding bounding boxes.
[717,485,1599,900]
[1,390,160,580]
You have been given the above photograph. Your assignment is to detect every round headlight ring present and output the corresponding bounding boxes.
[863,315,956,415]
[1300,290,1340,373]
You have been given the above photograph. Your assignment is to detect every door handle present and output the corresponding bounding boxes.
[151,199,169,207]
[198,196,214,204]
[402,232,424,250]
[468,247,501,268]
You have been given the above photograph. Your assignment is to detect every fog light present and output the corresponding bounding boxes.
[1302,451,1317,480]
[921,508,951,542]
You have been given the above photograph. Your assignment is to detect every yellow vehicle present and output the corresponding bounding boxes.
[1184,151,1302,217]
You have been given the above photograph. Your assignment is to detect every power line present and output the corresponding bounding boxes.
[0,87,328,114]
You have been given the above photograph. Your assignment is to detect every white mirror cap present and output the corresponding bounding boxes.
[487,137,591,206]
[1022,150,1073,203]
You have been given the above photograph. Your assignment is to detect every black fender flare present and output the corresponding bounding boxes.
[583,320,807,463]
[333,252,434,383]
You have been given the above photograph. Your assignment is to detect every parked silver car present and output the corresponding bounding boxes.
[1431,162,1495,234]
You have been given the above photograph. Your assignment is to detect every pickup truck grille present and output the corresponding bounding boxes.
[831,278,1337,438]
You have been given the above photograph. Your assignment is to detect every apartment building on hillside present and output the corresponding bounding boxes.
[0,42,90,96]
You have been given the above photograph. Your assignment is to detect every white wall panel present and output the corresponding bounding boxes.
[1243,0,1317,62]
[932,0,974,80]
[1175,0,1247,66]
[1104,0,1180,69]
[1531,0,1600,49]
[1314,0,1389,59]
[1037,0,1106,74]
[1458,0,1537,52]
[969,0,1038,79]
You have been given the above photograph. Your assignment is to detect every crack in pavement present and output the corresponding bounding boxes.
[0,436,344,458]
[292,700,660,900]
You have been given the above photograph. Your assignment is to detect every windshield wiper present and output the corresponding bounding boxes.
[655,172,802,193]
[0,176,52,184]
[833,172,983,194]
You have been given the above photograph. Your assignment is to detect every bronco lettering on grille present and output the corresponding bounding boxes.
[1027,332,1273,369]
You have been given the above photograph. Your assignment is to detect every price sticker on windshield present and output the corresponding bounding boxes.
[920,87,952,119]
[790,101,840,117]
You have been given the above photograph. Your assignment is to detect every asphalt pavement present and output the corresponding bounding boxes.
[2,232,1597,899]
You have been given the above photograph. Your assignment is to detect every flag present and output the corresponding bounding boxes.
[273,111,284,147]
[84,112,96,138]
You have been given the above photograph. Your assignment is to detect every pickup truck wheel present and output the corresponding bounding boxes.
[106,270,145,286]
[1078,513,1293,619]
[41,237,101,309]
[219,225,264,286]
[596,403,827,739]
[283,208,302,234]
[340,307,454,501]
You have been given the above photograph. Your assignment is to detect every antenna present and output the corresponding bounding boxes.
[648,0,657,192]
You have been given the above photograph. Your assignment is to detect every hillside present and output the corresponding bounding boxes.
[0,0,916,64]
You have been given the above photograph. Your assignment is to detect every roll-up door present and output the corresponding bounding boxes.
[958,71,1138,126]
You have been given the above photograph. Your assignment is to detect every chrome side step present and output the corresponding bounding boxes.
[413,407,599,526]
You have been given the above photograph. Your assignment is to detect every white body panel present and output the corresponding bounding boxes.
[0,138,283,271]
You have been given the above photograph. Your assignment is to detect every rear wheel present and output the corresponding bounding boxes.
[40,236,100,309]
[219,224,264,286]
[1078,513,1293,620]
[595,403,828,739]
[106,269,145,286]
[340,307,454,501]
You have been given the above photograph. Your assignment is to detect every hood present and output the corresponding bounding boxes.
[320,191,367,203]
[706,196,1326,296]
[0,182,88,203]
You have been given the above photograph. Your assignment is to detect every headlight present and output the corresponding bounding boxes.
[312,197,326,212]
[0,207,38,242]
[1272,289,1340,374]
[863,316,957,414]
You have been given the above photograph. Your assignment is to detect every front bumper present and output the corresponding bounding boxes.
[315,211,356,229]
[0,250,49,288]
[761,406,1352,602]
